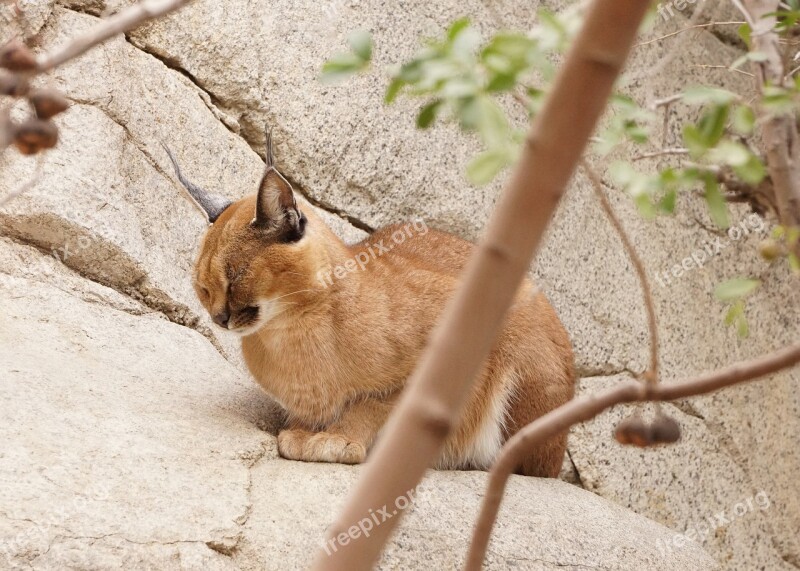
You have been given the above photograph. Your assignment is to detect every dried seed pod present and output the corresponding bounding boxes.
[13,119,58,155]
[0,39,37,72]
[29,89,69,119]
[614,416,652,447]
[758,239,782,262]
[651,415,681,444]
[0,72,29,97]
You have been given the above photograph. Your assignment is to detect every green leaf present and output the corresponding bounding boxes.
[683,124,709,157]
[682,86,738,106]
[634,193,658,218]
[762,86,795,114]
[714,278,761,301]
[658,189,677,214]
[609,161,637,188]
[451,26,481,60]
[384,78,405,104]
[738,23,752,49]
[440,77,478,98]
[699,104,730,148]
[466,147,513,185]
[708,140,751,167]
[348,29,373,62]
[788,226,800,245]
[447,18,471,41]
[724,301,743,326]
[624,121,649,144]
[397,59,425,83]
[535,9,570,52]
[730,51,768,71]
[320,53,367,83]
[416,99,443,129]
[737,313,750,338]
[703,176,730,229]
[734,154,767,185]
[458,96,510,147]
[486,72,517,92]
[789,253,800,274]
[732,105,756,135]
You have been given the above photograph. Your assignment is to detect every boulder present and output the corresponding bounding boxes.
[0,2,797,569]
[0,237,717,569]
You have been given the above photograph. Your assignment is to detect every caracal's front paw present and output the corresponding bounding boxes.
[277,429,366,464]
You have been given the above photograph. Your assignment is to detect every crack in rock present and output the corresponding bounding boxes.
[0,222,230,360]
[119,29,376,234]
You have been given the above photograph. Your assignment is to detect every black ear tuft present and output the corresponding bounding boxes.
[162,143,232,224]
[252,126,305,241]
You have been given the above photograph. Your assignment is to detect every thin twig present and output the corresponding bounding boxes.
[692,64,755,78]
[631,148,689,162]
[0,153,44,207]
[581,161,659,384]
[636,21,746,47]
[36,0,194,74]
[732,0,757,29]
[651,93,683,110]
[465,340,800,571]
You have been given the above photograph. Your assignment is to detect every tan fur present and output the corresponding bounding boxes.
[193,195,575,477]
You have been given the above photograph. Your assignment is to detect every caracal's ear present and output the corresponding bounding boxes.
[162,143,232,224]
[253,126,306,241]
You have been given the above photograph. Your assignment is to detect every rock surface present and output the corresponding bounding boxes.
[0,237,718,570]
[1,1,798,570]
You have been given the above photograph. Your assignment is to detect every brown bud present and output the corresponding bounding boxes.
[0,39,38,72]
[651,415,681,444]
[614,416,652,447]
[0,72,29,97]
[29,89,69,119]
[13,119,59,155]
[758,239,782,262]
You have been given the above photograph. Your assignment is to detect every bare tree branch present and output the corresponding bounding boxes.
[581,161,659,384]
[732,0,758,29]
[310,1,651,569]
[0,106,12,152]
[0,152,44,207]
[35,0,194,74]
[740,0,800,228]
[465,340,800,570]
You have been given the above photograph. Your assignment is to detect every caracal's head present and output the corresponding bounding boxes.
[164,129,321,336]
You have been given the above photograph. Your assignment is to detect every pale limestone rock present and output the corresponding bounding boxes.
[0,2,796,569]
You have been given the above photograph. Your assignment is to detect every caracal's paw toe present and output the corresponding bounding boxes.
[306,433,367,464]
[277,430,366,464]
[277,428,313,461]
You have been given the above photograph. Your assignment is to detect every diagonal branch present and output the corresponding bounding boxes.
[35,0,195,74]
[465,340,800,570]
[310,1,651,569]
[0,152,44,207]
